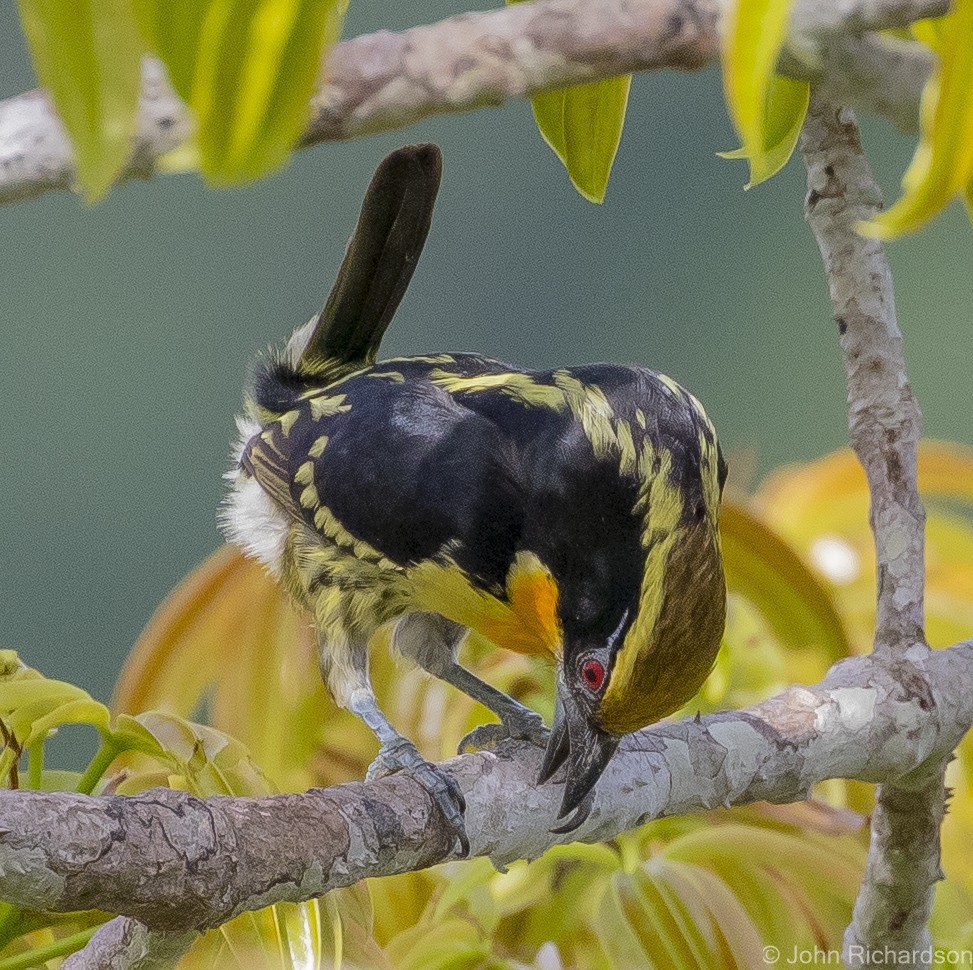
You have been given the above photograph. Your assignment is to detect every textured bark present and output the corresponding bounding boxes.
[60,919,194,970]
[800,96,940,970]
[0,0,947,205]
[1,643,972,935]
[801,98,925,656]
[0,2,966,967]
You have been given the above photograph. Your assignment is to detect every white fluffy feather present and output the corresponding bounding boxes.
[218,317,320,574]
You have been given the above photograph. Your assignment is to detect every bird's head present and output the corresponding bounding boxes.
[534,413,728,831]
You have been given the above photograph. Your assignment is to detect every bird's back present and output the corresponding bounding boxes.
[238,353,721,638]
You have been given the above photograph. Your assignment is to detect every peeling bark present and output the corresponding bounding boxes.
[800,95,941,970]
[1,645,971,935]
[0,0,947,205]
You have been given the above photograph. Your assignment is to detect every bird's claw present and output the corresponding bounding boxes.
[458,710,550,754]
[367,738,469,857]
[550,791,594,835]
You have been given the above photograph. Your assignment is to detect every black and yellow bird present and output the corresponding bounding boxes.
[221,144,727,854]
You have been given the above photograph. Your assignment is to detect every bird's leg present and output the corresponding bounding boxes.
[440,664,550,752]
[393,613,549,753]
[319,629,468,856]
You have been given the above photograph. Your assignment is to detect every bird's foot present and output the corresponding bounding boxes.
[367,737,469,857]
[458,708,550,754]
[550,791,595,835]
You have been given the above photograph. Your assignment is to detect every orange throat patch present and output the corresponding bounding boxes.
[410,552,562,657]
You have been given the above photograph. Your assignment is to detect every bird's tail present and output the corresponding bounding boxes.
[299,143,443,377]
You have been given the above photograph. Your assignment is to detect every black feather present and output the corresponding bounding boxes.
[300,144,442,373]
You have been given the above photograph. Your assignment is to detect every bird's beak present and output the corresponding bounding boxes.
[537,678,619,831]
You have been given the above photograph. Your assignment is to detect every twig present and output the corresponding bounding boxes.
[0,0,947,205]
[801,95,925,656]
[59,918,194,970]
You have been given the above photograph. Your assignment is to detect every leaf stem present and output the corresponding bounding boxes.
[0,927,97,970]
[26,741,43,791]
[75,740,120,795]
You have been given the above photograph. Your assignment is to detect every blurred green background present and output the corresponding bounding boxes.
[1,0,970,709]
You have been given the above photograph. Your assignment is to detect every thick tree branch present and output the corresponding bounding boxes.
[0,0,946,205]
[1,643,971,935]
[800,95,935,969]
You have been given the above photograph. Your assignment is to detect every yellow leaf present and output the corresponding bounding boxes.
[754,441,973,649]
[721,0,801,185]
[864,0,973,238]
[17,0,143,200]
[114,545,330,792]
[718,75,809,186]
[720,499,850,673]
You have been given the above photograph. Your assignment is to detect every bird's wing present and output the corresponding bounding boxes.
[247,367,527,594]
[240,426,299,517]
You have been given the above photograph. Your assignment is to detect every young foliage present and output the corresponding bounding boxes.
[16,0,347,195]
[529,75,632,204]
[0,655,339,970]
[16,0,143,200]
[863,1,973,238]
[133,0,348,183]
[12,0,973,233]
[720,0,809,187]
[721,0,973,236]
[505,0,632,203]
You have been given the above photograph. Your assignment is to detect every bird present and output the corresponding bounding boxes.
[220,144,727,855]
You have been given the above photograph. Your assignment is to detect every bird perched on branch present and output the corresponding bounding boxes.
[221,144,727,855]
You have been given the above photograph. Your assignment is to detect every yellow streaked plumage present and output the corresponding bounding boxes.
[222,144,727,848]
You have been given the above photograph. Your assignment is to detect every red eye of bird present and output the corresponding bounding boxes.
[580,658,606,692]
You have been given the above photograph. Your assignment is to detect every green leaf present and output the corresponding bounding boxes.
[135,0,347,183]
[110,712,168,758]
[384,918,493,970]
[0,664,112,785]
[864,0,973,238]
[721,0,800,186]
[531,76,632,203]
[17,0,142,200]
[38,769,85,792]
[132,0,212,99]
[720,74,809,186]
[507,0,631,203]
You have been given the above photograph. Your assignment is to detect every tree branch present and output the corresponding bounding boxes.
[1,643,971,935]
[801,96,925,656]
[800,95,937,969]
[59,919,194,970]
[0,0,946,205]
